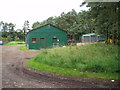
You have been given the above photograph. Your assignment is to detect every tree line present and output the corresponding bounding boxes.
[0,21,29,43]
[0,2,119,44]
[32,2,119,43]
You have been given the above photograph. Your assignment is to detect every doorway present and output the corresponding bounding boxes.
[40,38,46,49]
[52,37,59,47]
[52,37,58,47]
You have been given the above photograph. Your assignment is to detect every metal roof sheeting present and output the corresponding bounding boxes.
[82,33,100,37]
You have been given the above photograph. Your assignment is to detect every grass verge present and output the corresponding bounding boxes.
[3,41,25,46]
[19,46,28,51]
[19,46,41,52]
[26,58,119,80]
[26,43,119,80]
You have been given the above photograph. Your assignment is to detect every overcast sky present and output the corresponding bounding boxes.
[0,0,89,29]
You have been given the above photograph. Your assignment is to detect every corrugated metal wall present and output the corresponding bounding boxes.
[26,24,67,49]
[82,35,102,43]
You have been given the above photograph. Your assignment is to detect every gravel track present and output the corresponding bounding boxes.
[1,45,120,88]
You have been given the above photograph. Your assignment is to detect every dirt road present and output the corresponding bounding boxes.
[1,45,119,88]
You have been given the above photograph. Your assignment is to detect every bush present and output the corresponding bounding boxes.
[14,36,20,41]
[2,38,9,44]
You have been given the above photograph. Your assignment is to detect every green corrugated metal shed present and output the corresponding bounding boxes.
[26,24,67,49]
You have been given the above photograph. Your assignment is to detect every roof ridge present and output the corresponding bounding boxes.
[26,24,67,35]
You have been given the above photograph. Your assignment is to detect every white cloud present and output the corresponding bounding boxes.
[0,0,89,29]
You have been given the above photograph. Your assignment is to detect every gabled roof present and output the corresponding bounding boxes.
[27,24,67,35]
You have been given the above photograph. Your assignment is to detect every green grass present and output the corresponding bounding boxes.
[26,43,119,80]
[19,46,28,51]
[19,46,41,52]
[3,41,25,46]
